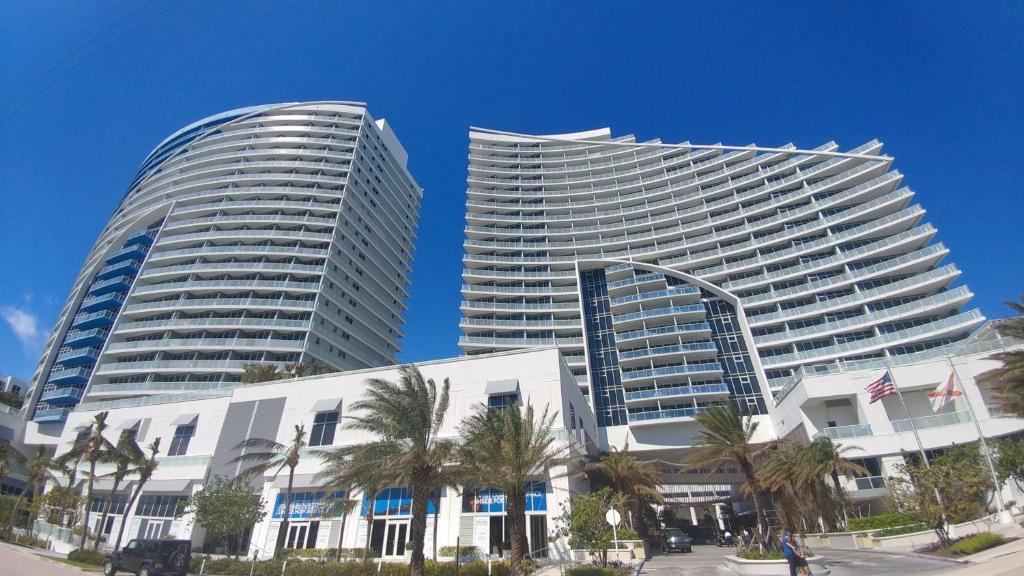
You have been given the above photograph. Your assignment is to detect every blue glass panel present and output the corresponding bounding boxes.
[580,268,627,426]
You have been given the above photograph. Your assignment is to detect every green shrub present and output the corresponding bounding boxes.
[616,528,640,540]
[565,567,629,576]
[736,548,785,560]
[438,545,478,557]
[68,548,106,566]
[845,512,919,532]
[948,533,1004,555]
[873,523,929,537]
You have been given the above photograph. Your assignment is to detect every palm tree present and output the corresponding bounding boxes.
[57,411,115,549]
[92,431,144,549]
[313,449,393,563]
[342,365,455,576]
[113,438,160,551]
[6,446,64,534]
[686,403,772,537]
[240,363,282,384]
[0,439,27,496]
[584,442,664,534]
[978,295,1024,418]
[758,443,816,532]
[459,402,574,575]
[230,424,307,553]
[282,360,336,379]
[801,438,867,528]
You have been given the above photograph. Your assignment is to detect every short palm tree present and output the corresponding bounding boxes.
[92,430,145,549]
[686,403,772,537]
[802,438,867,526]
[6,446,64,534]
[584,442,664,534]
[57,411,115,549]
[230,424,307,552]
[342,365,455,576]
[282,360,336,379]
[240,363,282,384]
[113,438,160,551]
[459,402,574,575]
[313,448,393,563]
[978,295,1024,418]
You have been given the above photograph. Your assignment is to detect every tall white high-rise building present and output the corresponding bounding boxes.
[28,102,422,426]
[460,128,982,427]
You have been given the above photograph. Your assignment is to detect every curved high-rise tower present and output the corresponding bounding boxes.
[29,102,421,425]
[460,128,982,427]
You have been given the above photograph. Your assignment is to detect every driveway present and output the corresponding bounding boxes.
[0,541,90,576]
[640,544,958,576]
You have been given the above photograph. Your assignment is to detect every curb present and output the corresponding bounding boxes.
[634,558,646,576]
[821,547,968,565]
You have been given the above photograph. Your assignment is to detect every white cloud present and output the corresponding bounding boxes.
[2,305,42,347]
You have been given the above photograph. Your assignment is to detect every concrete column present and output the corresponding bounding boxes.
[689,506,698,526]
[714,503,725,530]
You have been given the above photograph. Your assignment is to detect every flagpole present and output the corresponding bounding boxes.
[945,355,1012,523]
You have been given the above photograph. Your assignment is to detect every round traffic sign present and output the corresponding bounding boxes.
[605,508,621,527]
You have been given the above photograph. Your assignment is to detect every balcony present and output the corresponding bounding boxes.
[33,408,69,424]
[105,244,147,265]
[47,366,91,386]
[95,261,140,280]
[620,362,723,383]
[40,387,84,405]
[55,346,101,366]
[612,304,706,327]
[80,293,125,313]
[125,229,156,247]
[628,406,711,425]
[891,410,971,433]
[88,275,133,296]
[617,341,719,362]
[609,286,701,308]
[812,423,873,440]
[623,383,730,403]
[850,475,889,499]
[615,322,713,344]
[63,328,109,347]
[71,310,117,330]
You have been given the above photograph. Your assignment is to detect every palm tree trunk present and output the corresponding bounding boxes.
[63,460,80,528]
[93,476,122,550]
[740,459,768,539]
[408,471,430,576]
[6,485,27,532]
[335,508,349,561]
[362,490,376,564]
[114,478,147,551]
[432,493,439,561]
[507,490,527,576]
[277,467,295,554]
[80,460,96,550]
[27,479,43,538]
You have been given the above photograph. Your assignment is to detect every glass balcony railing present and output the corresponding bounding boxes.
[105,244,147,265]
[812,423,873,440]
[55,346,101,366]
[71,310,117,329]
[617,341,719,361]
[40,387,85,405]
[125,229,156,247]
[615,321,712,343]
[80,293,125,313]
[33,408,70,423]
[854,476,886,491]
[623,383,730,402]
[95,261,141,281]
[88,275,133,296]
[629,406,711,423]
[609,286,700,307]
[891,410,971,433]
[621,362,723,382]
[613,304,706,324]
[122,297,316,313]
[47,366,91,386]
[63,328,109,347]
[458,336,583,347]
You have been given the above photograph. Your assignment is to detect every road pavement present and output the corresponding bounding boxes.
[0,541,89,576]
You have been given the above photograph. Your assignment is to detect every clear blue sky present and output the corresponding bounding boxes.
[1,1,1021,382]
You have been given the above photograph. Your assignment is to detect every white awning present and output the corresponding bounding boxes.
[171,413,198,426]
[143,479,193,493]
[484,379,519,395]
[310,398,342,413]
[117,419,141,430]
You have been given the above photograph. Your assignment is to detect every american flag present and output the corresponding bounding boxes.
[866,371,896,404]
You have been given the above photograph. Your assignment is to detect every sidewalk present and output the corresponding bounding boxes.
[934,535,1024,576]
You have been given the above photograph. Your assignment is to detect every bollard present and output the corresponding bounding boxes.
[282,558,288,576]
[199,557,206,575]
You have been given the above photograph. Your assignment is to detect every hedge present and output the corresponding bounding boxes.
[873,523,929,537]
[845,512,919,532]
[192,558,511,576]
[736,549,815,560]
[68,548,107,566]
[948,533,1003,555]
[564,567,630,576]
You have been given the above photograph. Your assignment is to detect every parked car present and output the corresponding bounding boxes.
[660,527,693,553]
[102,538,191,576]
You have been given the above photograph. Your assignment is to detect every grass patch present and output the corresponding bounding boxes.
[844,512,918,532]
[39,556,104,571]
[735,548,815,560]
[948,533,1004,555]
[565,567,630,576]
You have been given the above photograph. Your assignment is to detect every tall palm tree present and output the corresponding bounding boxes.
[584,442,664,534]
[113,438,160,551]
[459,402,574,575]
[0,439,27,496]
[978,294,1024,418]
[313,449,393,563]
[240,363,282,384]
[282,360,336,379]
[801,438,867,527]
[6,446,64,534]
[57,411,115,549]
[92,431,144,550]
[686,403,772,537]
[230,424,307,553]
[342,365,455,576]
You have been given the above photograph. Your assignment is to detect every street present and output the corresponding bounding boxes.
[639,544,959,576]
[0,541,90,576]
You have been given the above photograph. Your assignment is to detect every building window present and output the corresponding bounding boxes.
[309,411,339,447]
[167,425,194,456]
[487,393,518,412]
[136,494,187,517]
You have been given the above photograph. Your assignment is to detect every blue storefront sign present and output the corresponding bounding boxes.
[272,490,346,520]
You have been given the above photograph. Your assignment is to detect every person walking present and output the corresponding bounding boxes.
[781,530,798,576]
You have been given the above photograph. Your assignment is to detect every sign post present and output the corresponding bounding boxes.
[605,508,621,551]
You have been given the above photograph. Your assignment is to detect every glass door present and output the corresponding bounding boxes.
[286,523,309,549]
[383,521,409,557]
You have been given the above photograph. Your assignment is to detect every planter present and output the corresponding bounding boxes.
[724,555,830,576]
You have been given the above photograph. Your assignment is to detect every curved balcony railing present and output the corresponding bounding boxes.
[104,337,305,353]
[458,336,584,347]
[148,245,330,261]
[613,304,705,324]
[122,297,315,313]
[133,279,321,295]
[171,198,341,216]
[460,318,581,329]
[140,261,324,278]
[94,359,260,373]
[606,274,666,291]
[462,268,576,280]
[610,286,700,307]
[165,213,337,230]
[157,228,333,245]
[623,382,730,402]
[461,283,577,295]
[460,300,579,312]
[117,317,310,332]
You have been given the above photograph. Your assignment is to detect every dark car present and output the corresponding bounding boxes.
[102,538,191,576]
[660,528,693,553]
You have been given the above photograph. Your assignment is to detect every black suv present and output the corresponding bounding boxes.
[102,539,191,576]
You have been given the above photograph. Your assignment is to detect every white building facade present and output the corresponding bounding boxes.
[52,348,595,560]
[26,101,422,433]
